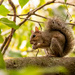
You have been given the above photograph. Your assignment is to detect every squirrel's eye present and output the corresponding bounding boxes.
[33,35,36,38]
[52,21,54,23]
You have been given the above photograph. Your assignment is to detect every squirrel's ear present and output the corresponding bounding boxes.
[31,30,34,33]
[35,26,39,32]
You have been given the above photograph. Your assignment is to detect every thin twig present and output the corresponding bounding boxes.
[7,13,28,16]
[2,30,15,55]
[0,37,9,51]
[19,0,55,26]
[7,1,75,18]
[8,0,16,22]
[0,0,4,5]
[32,0,56,13]
[36,49,39,57]
[38,23,42,30]
[66,23,75,25]
[8,13,75,26]
[18,16,44,23]
[2,0,16,55]
[55,1,75,7]
[34,13,49,19]
[27,19,44,24]
[8,14,44,24]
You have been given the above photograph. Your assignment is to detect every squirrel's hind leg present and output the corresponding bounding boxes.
[44,48,56,57]
[50,37,63,57]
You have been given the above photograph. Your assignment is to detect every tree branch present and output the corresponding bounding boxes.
[18,16,44,23]
[34,13,49,19]
[5,57,75,75]
[7,14,44,23]
[0,0,4,5]
[8,0,16,22]
[7,13,28,16]
[1,0,16,55]
[0,37,9,52]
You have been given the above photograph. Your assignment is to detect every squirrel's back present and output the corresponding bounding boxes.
[45,17,74,56]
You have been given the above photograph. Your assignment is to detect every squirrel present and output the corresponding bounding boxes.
[30,17,74,57]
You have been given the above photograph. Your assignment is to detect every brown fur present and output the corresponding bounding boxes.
[30,17,74,57]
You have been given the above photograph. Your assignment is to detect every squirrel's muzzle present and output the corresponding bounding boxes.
[30,40,37,45]
[30,40,33,44]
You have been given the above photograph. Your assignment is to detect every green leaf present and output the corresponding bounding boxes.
[8,51,22,58]
[8,70,19,75]
[47,8,54,16]
[0,22,10,30]
[64,0,67,3]
[0,35,4,43]
[40,66,68,74]
[0,50,6,69]
[0,29,1,34]
[0,18,19,29]
[39,0,45,6]
[0,5,10,16]
[19,0,29,8]
[8,66,41,75]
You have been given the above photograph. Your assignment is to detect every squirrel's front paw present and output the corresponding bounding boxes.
[32,45,37,49]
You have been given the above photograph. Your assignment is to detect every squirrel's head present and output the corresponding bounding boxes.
[30,27,43,45]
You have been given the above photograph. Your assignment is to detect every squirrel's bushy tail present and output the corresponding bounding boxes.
[46,17,74,56]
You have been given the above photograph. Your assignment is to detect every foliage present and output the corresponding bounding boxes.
[19,0,29,8]
[8,66,69,75]
[64,0,67,3]
[0,5,9,16]
[0,66,69,75]
[0,50,6,69]
[7,50,22,58]
[0,18,19,29]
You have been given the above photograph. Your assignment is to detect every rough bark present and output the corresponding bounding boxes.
[5,57,75,75]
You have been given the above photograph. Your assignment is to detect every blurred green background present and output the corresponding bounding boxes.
[0,0,75,58]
